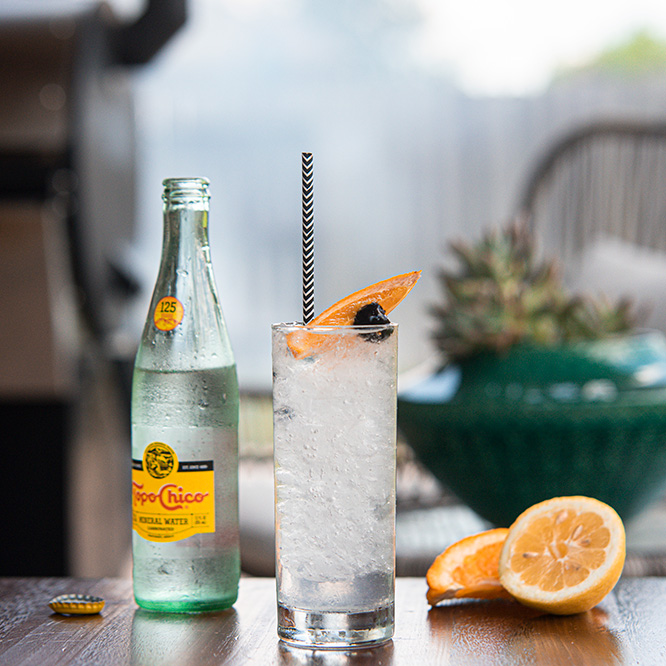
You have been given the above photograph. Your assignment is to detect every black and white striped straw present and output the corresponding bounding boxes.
[301,152,315,324]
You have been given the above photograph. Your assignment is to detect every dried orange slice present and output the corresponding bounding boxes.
[287,270,421,357]
[426,528,514,605]
[308,270,421,326]
[498,496,626,615]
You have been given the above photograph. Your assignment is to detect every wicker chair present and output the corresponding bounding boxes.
[515,120,666,269]
[509,120,666,526]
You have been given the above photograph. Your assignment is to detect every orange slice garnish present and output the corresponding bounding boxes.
[498,496,626,615]
[426,528,513,605]
[287,270,421,358]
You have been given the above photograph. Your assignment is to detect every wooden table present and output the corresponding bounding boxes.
[1,577,665,665]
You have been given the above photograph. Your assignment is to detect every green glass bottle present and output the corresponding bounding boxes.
[131,177,240,612]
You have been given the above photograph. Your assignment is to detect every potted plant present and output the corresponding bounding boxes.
[398,223,666,526]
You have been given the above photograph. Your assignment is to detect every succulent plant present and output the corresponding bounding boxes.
[431,222,637,361]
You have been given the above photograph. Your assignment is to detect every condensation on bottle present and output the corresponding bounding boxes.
[131,177,240,612]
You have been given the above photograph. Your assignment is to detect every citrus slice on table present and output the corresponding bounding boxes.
[426,528,513,605]
[287,270,421,357]
[498,496,626,615]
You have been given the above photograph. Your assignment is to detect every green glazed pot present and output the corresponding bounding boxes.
[397,331,666,527]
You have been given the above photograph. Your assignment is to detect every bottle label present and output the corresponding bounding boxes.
[132,442,215,542]
[154,297,184,331]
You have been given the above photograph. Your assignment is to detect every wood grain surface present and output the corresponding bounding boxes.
[1,577,665,665]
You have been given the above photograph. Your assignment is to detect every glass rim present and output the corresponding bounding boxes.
[162,176,210,187]
[272,321,397,333]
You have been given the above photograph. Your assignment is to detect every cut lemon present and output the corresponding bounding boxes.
[498,496,626,615]
[287,270,421,358]
[426,528,514,605]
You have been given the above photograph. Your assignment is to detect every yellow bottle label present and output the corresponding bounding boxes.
[132,442,215,542]
[154,297,184,331]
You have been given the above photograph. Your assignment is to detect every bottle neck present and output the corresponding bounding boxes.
[135,176,234,371]
[160,177,211,270]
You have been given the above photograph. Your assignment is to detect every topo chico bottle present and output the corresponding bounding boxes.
[131,177,240,612]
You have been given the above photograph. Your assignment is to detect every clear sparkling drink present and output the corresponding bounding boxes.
[131,178,240,612]
[272,323,397,648]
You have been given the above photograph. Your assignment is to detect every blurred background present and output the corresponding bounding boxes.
[3,0,666,578]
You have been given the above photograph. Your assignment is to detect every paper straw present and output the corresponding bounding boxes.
[302,152,315,324]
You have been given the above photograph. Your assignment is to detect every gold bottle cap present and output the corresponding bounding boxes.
[48,594,105,615]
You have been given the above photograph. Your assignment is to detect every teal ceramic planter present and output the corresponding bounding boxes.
[398,332,666,527]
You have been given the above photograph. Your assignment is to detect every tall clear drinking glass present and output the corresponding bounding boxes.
[272,323,398,649]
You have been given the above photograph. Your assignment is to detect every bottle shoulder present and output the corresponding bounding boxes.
[134,330,236,371]
[137,269,235,371]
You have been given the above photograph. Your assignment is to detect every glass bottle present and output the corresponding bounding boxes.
[131,177,240,612]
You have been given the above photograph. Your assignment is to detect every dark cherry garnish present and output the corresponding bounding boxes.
[354,302,393,342]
